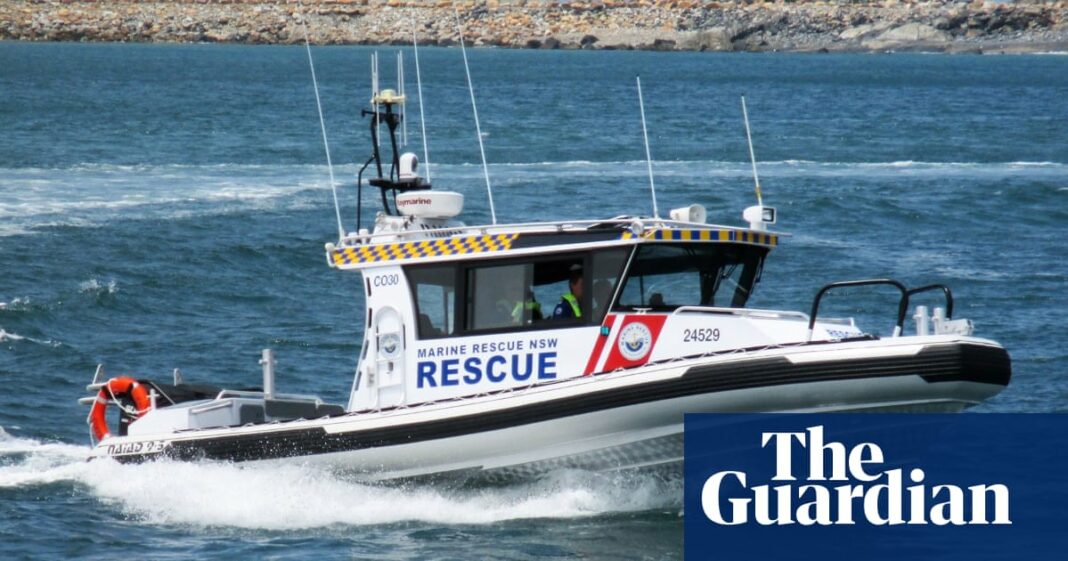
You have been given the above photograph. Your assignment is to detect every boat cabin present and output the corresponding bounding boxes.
[328,220,797,411]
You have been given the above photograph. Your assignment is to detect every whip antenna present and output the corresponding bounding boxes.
[636,76,660,219]
[371,52,380,149]
[412,23,432,183]
[741,96,763,206]
[455,9,497,225]
[297,2,344,240]
[397,51,407,146]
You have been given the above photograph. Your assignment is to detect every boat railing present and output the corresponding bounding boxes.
[672,306,810,322]
[333,217,766,248]
[907,284,954,319]
[807,279,911,342]
[216,389,324,403]
[806,279,958,342]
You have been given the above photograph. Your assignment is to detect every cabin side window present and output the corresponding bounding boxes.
[409,247,632,338]
[466,263,532,331]
[407,265,457,339]
[462,248,629,333]
[465,256,583,331]
[615,243,767,311]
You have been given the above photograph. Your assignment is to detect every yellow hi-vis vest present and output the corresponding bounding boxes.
[511,300,542,324]
[561,293,582,318]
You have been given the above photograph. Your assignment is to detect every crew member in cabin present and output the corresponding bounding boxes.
[511,289,543,325]
[553,264,584,320]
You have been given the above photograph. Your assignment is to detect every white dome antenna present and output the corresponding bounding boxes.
[399,153,419,181]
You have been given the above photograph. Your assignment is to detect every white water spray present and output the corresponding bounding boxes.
[0,428,679,530]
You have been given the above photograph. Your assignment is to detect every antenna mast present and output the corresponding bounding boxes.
[636,76,660,220]
[397,51,407,146]
[296,2,344,240]
[412,23,432,183]
[372,52,380,149]
[455,9,497,225]
[741,96,763,206]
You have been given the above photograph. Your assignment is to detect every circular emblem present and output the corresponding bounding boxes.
[379,333,401,358]
[618,322,653,361]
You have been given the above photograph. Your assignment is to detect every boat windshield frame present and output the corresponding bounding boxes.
[612,242,767,313]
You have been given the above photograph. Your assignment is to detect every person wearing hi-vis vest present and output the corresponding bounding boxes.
[511,290,543,325]
[553,265,584,319]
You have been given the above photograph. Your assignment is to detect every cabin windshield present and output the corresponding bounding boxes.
[615,243,767,311]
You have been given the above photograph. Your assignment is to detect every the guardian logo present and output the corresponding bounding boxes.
[701,425,1011,526]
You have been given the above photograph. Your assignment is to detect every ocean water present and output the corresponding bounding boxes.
[1,42,1066,559]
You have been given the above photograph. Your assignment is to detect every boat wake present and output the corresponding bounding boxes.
[0,160,1064,237]
[0,427,679,530]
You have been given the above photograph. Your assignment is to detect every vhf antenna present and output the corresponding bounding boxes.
[636,76,660,220]
[741,96,763,207]
[455,9,497,225]
[371,52,380,149]
[296,1,344,240]
[412,22,431,183]
[397,51,407,147]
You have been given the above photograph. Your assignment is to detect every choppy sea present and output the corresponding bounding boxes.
[1,42,1066,559]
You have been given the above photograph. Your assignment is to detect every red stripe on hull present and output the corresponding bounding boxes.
[600,315,668,372]
[583,314,617,375]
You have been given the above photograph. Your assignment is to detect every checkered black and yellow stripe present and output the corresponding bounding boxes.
[331,233,519,266]
[621,228,778,246]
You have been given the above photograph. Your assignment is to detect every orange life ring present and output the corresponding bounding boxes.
[88,376,152,442]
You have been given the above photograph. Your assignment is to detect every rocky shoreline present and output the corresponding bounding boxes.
[3,1,1067,54]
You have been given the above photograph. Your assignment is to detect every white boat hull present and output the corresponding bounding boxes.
[89,336,1010,479]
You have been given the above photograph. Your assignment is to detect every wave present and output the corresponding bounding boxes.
[0,163,334,237]
[0,328,26,342]
[0,297,31,311]
[0,159,1062,238]
[450,158,1067,169]
[0,428,89,487]
[0,428,678,529]
[0,327,58,346]
[2,162,328,173]
[79,278,119,297]
[2,159,1065,173]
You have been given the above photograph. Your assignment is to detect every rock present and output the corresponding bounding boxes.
[651,38,677,51]
[575,28,677,50]
[878,23,951,43]
[864,23,950,49]
[0,0,1064,54]
[678,28,732,51]
[838,23,885,41]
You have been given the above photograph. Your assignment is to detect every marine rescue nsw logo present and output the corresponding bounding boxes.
[617,322,653,361]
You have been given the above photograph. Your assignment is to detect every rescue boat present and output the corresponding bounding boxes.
[80,59,1010,480]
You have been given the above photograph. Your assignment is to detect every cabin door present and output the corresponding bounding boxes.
[373,306,406,408]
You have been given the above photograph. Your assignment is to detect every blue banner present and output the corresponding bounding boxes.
[684,414,1068,560]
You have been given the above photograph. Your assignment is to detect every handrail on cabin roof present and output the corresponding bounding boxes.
[334,217,785,248]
